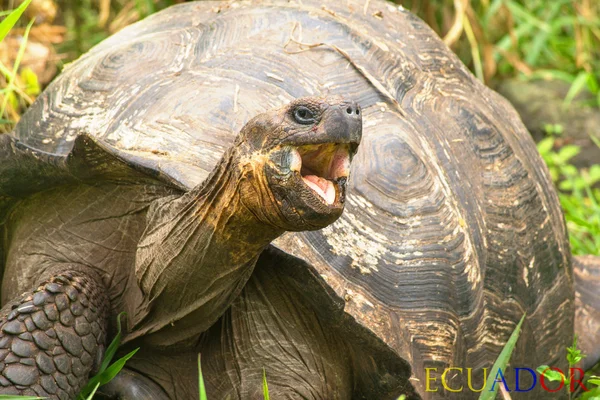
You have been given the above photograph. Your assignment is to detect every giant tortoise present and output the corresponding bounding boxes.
[0,0,599,399]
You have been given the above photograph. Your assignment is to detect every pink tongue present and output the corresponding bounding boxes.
[302,175,336,204]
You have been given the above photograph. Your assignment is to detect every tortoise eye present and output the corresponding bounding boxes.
[293,106,316,125]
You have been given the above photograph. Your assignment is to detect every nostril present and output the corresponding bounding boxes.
[346,107,353,115]
[356,108,360,115]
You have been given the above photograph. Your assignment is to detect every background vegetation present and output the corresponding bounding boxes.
[1,0,599,255]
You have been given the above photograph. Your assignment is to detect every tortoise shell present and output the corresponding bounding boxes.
[2,0,573,396]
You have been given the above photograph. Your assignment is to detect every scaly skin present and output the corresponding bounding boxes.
[0,270,108,398]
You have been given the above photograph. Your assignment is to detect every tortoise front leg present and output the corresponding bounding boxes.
[0,269,109,399]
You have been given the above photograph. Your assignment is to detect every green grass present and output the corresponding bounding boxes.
[0,0,38,131]
[537,131,600,255]
[483,320,600,400]
[537,336,586,400]
[77,313,139,399]
[478,314,525,400]
[58,0,179,61]
[0,0,32,43]
[197,357,271,400]
[403,0,600,107]
[198,354,207,400]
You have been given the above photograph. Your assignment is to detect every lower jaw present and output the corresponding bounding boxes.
[302,176,337,205]
[290,208,344,231]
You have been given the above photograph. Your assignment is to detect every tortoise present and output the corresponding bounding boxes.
[1,0,599,398]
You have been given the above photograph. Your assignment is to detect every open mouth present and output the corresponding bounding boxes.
[290,143,356,205]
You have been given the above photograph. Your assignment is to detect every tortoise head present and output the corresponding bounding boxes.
[233,96,362,231]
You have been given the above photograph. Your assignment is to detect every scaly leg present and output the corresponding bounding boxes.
[0,269,108,399]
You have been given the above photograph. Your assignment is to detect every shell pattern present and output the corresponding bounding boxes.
[12,0,573,396]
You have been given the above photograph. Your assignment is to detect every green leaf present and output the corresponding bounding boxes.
[0,396,45,400]
[590,134,600,149]
[559,178,579,191]
[566,335,586,366]
[0,17,34,119]
[544,123,564,135]
[588,378,600,386]
[11,18,34,78]
[564,71,592,106]
[504,0,550,32]
[589,165,600,184]
[100,312,126,373]
[89,348,139,387]
[20,67,39,96]
[478,314,526,400]
[578,385,600,400]
[536,365,565,382]
[588,73,600,94]
[527,69,577,83]
[144,0,155,15]
[537,137,555,156]
[561,164,579,178]
[0,0,32,43]
[263,368,270,400]
[77,312,130,399]
[85,382,100,400]
[80,348,139,399]
[198,354,207,400]
[556,145,581,163]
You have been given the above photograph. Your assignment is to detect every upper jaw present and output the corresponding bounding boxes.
[288,142,357,207]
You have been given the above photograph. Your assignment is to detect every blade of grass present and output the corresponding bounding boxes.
[198,354,207,400]
[99,312,126,373]
[87,348,139,387]
[262,368,270,400]
[85,382,101,400]
[10,18,34,78]
[527,69,577,83]
[0,396,45,400]
[79,348,139,399]
[0,0,32,43]
[482,0,503,27]
[564,71,591,106]
[589,133,600,149]
[504,0,550,32]
[479,314,526,400]
[0,17,34,120]
[525,1,565,65]
[144,0,155,15]
[463,15,484,82]
[77,312,132,399]
[493,23,536,60]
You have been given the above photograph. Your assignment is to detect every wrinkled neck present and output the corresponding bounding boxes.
[133,147,283,344]
[190,148,283,261]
